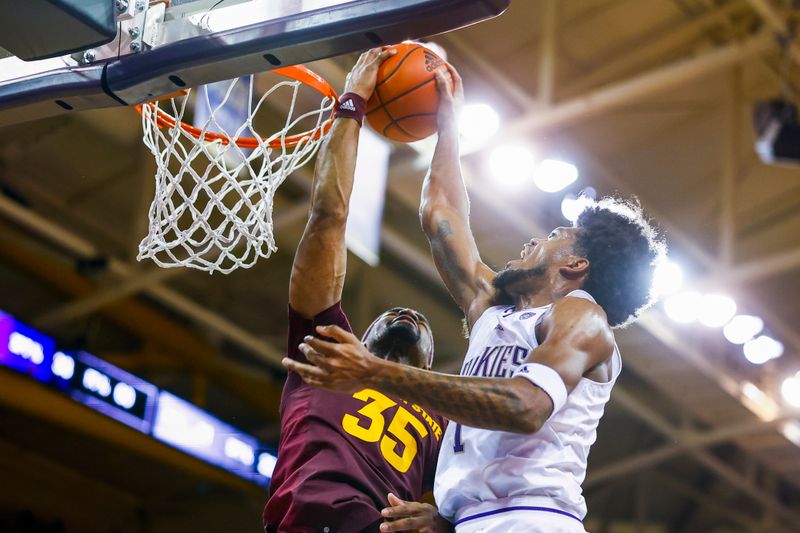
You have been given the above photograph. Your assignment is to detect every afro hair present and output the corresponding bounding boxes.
[573,197,665,328]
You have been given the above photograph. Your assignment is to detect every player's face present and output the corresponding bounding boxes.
[506,227,579,271]
[494,227,581,292]
[362,308,433,369]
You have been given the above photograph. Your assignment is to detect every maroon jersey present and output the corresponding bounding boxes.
[263,302,445,533]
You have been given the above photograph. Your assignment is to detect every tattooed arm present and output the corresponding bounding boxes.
[283,298,614,433]
[420,67,495,327]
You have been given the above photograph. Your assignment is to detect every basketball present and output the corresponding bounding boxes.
[366,43,448,142]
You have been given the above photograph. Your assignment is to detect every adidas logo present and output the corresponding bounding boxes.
[424,51,444,72]
[339,99,357,111]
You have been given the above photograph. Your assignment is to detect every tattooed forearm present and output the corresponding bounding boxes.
[372,363,548,434]
[436,220,452,239]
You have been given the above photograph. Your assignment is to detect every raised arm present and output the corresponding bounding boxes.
[284,297,614,434]
[419,67,495,326]
[289,48,394,318]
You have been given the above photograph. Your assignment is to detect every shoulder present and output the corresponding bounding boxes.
[541,294,614,355]
[289,301,353,335]
[466,299,504,333]
[553,290,608,322]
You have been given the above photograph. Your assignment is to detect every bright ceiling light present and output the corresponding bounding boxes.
[459,103,500,146]
[561,194,580,222]
[697,293,737,328]
[744,335,784,364]
[723,315,764,344]
[663,291,702,323]
[533,159,578,192]
[740,381,780,421]
[781,420,800,446]
[561,193,593,223]
[257,453,278,478]
[489,145,536,187]
[651,260,683,297]
[781,373,800,408]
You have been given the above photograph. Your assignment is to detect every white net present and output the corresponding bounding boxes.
[138,73,334,274]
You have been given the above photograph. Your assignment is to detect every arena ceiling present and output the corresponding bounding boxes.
[1,0,800,531]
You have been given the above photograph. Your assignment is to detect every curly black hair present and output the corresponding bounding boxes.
[573,197,665,328]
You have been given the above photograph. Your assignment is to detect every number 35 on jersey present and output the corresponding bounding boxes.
[342,388,443,473]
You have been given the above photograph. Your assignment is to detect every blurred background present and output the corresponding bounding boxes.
[1,0,800,531]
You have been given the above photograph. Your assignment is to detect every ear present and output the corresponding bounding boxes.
[559,257,589,280]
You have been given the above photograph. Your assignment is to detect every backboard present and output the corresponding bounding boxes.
[0,0,510,127]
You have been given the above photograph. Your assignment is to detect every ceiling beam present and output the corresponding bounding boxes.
[504,31,773,136]
[699,245,800,289]
[32,202,309,329]
[720,66,741,265]
[586,414,796,489]
[745,0,800,65]
[0,227,283,420]
[651,472,762,531]
[612,387,800,528]
[441,33,533,113]
[0,193,286,368]
[560,1,752,98]
[579,148,800,366]
[537,0,557,106]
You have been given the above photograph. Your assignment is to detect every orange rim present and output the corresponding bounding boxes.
[135,65,338,149]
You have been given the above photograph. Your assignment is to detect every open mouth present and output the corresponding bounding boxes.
[391,316,417,329]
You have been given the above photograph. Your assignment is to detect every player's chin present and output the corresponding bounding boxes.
[385,321,420,343]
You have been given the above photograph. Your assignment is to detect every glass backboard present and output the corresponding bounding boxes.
[0,0,510,127]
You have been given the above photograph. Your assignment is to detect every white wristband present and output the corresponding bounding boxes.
[512,363,568,418]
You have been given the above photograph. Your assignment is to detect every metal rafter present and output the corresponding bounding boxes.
[561,1,752,98]
[0,226,284,420]
[612,388,800,528]
[720,66,741,265]
[32,201,310,329]
[504,31,773,137]
[0,193,286,367]
[746,0,800,66]
[586,414,797,489]
[537,0,557,106]
[651,472,762,530]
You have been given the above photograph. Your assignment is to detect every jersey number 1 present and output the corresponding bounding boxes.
[453,423,465,453]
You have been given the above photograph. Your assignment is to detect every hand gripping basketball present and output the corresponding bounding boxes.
[365,42,451,142]
[434,64,463,132]
[344,47,399,100]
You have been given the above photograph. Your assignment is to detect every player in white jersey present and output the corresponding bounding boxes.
[283,65,665,533]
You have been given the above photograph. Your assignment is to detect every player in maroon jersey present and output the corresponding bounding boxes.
[263,48,448,533]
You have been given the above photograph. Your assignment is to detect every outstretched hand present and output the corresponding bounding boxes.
[282,324,378,394]
[380,493,450,532]
[344,46,398,100]
[434,63,463,131]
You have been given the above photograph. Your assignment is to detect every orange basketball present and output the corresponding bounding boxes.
[366,43,447,143]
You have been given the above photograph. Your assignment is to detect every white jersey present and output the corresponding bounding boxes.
[434,290,621,529]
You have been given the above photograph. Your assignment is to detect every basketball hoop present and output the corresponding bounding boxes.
[136,65,337,274]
